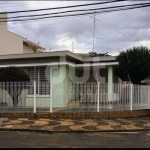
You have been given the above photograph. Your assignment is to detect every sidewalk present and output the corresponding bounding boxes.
[0,117,150,132]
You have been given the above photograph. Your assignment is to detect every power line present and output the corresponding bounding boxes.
[0,1,47,5]
[94,3,150,15]
[0,13,101,25]
[0,1,54,9]
[1,2,149,20]
[0,0,126,14]
[0,3,150,23]
[0,1,146,26]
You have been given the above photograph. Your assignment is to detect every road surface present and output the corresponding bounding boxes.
[0,131,150,148]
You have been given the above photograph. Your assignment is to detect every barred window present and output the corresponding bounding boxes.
[28,67,50,95]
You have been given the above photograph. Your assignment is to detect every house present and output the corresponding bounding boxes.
[0,50,120,108]
[0,12,46,55]
[0,12,121,110]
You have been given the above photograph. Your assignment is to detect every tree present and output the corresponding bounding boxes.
[115,46,150,84]
[0,66,30,106]
[88,51,110,57]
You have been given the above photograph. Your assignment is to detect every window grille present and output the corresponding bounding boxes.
[28,67,50,95]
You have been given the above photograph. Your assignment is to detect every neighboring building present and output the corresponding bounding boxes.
[0,12,46,55]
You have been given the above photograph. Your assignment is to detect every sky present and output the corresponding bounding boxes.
[0,1,150,56]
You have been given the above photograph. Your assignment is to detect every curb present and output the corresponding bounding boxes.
[0,128,150,133]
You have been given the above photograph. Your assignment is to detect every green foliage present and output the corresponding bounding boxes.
[88,51,109,57]
[115,46,150,84]
[0,66,30,82]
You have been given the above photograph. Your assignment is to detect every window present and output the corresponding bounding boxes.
[28,67,50,95]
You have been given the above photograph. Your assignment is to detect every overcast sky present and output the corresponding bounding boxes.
[0,1,150,55]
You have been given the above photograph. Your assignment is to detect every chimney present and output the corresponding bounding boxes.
[0,12,7,32]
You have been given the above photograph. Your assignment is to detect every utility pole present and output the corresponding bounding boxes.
[93,12,96,52]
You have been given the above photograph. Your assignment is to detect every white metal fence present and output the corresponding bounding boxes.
[0,82,150,113]
[0,82,34,112]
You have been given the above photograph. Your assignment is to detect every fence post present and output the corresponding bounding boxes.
[50,82,52,113]
[148,86,150,109]
[97,82,100,112]
[34,80,36,113]
[130,83,133,111]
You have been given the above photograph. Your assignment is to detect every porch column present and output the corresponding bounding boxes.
[51,65,72,108]
[108,66,113,102]
[51,65,66,108]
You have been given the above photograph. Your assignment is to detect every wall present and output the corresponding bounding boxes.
[0,25,23,55]
[0,67,29,107]
[50,65,120,108]
[113,68,119,83]
[0,13,24,55]
[63,66,75,107]
[48,65,76,108]
[76,68,108,83]
[1,110,150,119]
[0,86,28,107]
[26,97,50,107]
[0,88,13,106]
[23,43,34,53]
[51,65,71,108]
[0,13,34,55]
[0,13,7,32]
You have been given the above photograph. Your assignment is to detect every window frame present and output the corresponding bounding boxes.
[27,66,50,96]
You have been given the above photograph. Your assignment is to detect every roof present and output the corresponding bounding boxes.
[0,50,118,68]
[0,50,116,63]
[23,40,46,51]
[76,53,111,57]
[75,52,116,62]
[8,31,46,51]
[75,53,90,57]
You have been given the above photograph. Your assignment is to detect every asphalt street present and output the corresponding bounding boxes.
[0,131,150,148]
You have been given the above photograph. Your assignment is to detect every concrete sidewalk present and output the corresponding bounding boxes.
[0,117,150,132]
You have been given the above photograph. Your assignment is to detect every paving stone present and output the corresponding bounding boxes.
[69,125,84,131]
[8,118,18,120]
[82,125,98,131]
[53,125,61,131]
[111,125,125,130]
[97,122,110,125]
[34,121,49,125]
[72,121,85,125]
[134,123,150,129]
[0,117,150,132]
[60,121,74,126]
[59,125,71,131]
[0,118,9,123]
[28,118,40,121]
[116,121,131,125]
[20,120,35,125]
[49,121,61,126]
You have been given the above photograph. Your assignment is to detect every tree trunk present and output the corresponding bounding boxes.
[3,82,25,107]
[12,94,18,107]
[7,83,19,107]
